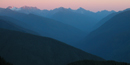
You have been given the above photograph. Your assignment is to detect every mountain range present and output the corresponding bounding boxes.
[0,16,38,35]
[76,10,130,63]
[6,6,115,32]
[0,9,85,45]
[1,6,130,65]
[68,60,130,65]
[0,28,104,65]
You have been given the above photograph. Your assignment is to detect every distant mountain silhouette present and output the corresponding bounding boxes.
[49,7,115,32]
[0,28,104,65]
[95,10,115,20]
[51,9,98,31]
[6,6,115,20]
[19,6,41,14]
[76,7,92,14]
[75,8,115,21]
[68,60,130,65]
[5,6,115,32]
[76,10,130,63]
[0,9,85,45]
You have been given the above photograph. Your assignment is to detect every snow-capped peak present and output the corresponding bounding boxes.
[7,6,21,11]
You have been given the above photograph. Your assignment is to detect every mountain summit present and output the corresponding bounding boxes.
[21,6,39,10]
[6,6,21,11]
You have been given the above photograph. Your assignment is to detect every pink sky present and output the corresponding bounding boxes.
[0,0,130,12]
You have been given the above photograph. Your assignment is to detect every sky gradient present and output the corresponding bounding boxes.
[0,0,130,12]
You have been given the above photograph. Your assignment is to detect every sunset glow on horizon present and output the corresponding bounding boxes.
[0,0,130,12]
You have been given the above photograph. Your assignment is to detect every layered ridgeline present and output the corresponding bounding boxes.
[0,16,38,35]
[50,8,115,32]
[91,9,130,31]
[7,6,115,21]
[0,8,85,45]
[50,7,98,32]
[68,60,130,65]
[91,13,117,31]
[6,6,115,32]
[76,10,130,63]
[0,28,104,65]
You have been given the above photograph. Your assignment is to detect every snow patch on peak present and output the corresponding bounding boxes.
[7,6,21,11]
[11,7,21,11]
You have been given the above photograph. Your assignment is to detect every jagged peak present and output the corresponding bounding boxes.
[97,10,116,13]
[55,7,67,11]
[21,6,38,10]
[7,6,15,9]
[77,7,86,10]
[6,6,21,11]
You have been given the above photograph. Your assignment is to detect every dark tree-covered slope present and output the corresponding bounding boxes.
[68,60,130,65]
[0,28,104,65]
[0,56,13,65]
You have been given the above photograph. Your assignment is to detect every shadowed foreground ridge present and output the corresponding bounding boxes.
[0,56,13,65]
[68,60,130,65]
[0,28,104,65]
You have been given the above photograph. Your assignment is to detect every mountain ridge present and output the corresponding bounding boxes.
[0,28,104,65]
[77,10,130,63]
[0,9,85,45]
[5,6,115,13]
